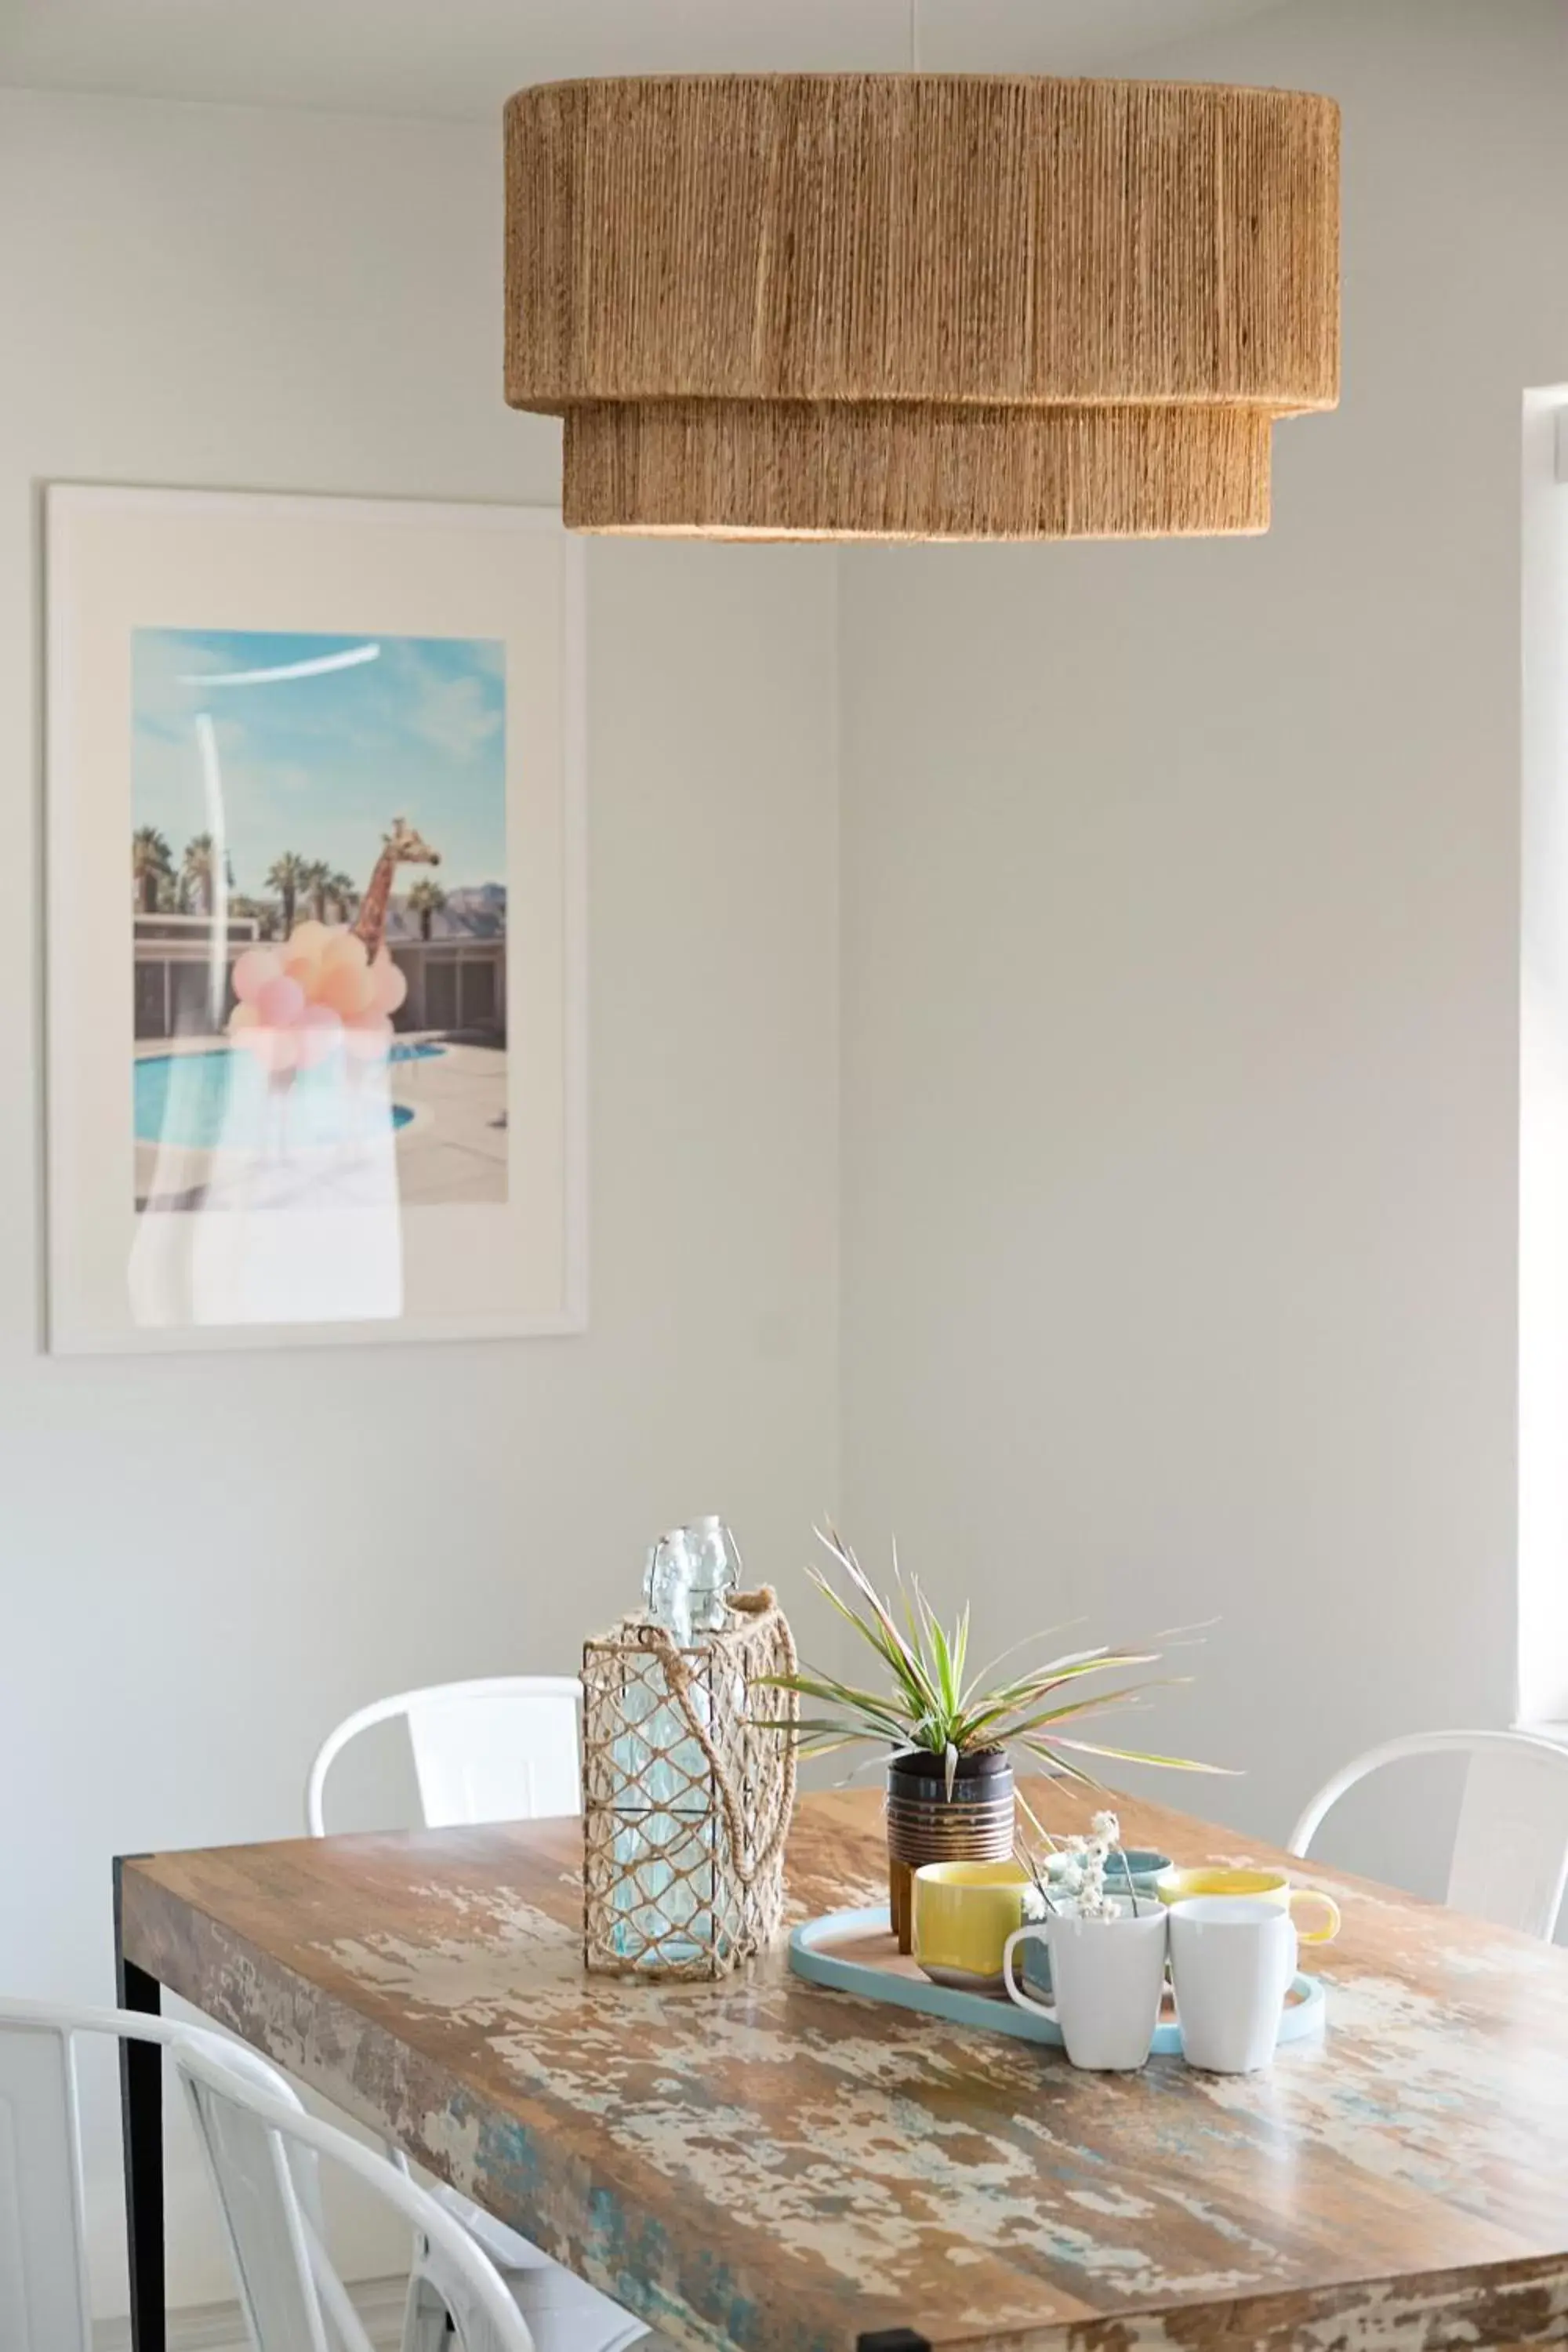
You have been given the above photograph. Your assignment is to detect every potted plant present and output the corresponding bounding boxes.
[766,1526,1219,1953]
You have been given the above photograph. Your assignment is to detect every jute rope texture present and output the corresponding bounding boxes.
[582,1589,799,1978]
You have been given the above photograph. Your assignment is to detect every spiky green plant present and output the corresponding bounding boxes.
[762,1525,1225,1797]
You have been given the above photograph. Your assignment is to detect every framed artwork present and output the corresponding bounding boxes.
[45,487,586,1351]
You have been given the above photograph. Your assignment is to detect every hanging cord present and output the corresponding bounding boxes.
[636,1591,799,1890]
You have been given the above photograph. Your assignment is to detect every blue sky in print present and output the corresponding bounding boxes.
[132,629,506,898]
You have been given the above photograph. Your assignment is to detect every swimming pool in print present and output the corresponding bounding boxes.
[134,1042,444,1152]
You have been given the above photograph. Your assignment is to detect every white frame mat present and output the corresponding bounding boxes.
[45,486,586,1352]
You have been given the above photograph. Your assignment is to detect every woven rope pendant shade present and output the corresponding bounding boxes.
[504,74,1340,542]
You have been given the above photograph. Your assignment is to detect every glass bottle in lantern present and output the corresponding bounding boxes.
[610,1521,739,1965]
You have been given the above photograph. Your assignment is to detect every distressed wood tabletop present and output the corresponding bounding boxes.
[119,1785,1568,2352]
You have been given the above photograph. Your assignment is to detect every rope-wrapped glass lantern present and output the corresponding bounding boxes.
[582,1531,798,1980]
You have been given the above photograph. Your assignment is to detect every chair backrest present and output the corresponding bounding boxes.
[1287,1729,1568,1938]
[0,2001,94,2352]
[306,1677,583,1835]
[0,1998,299,2352]
[176,2037,337,2352]
[175,2037,532,2352]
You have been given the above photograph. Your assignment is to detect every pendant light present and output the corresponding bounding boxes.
[503,70,1339,542]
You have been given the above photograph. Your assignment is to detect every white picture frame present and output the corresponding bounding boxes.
[45,485,587,1352]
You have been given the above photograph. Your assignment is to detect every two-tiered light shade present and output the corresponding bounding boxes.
[504,74,1340,541]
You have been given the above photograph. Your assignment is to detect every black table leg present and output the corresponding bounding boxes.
[114,1857,165,2352]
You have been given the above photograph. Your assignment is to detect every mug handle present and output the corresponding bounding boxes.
[1000,1926,1058,2017]
[1287,1887,1341,1945]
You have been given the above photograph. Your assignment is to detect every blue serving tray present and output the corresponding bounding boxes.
[789,1904,1326,2056]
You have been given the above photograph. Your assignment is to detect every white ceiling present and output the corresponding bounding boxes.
[0,0,1298,122]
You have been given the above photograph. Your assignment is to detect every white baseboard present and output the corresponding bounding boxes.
[94,2273,408,2350]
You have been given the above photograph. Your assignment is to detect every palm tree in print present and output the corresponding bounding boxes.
[406,877,448,942]
[181,832,218,916]
[266,850,311,934]
[300,859,332,923]
[132,826,173,915]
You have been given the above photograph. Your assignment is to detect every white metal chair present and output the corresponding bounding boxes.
[306,1677,584,1836]
[1287,1728,1568,1939]
[307,1679,645,2352]
[175,2033,533,2352]
[0,1994,305,2352]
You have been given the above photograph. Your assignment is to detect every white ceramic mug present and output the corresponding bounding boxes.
[1003,1904,1169,2071]
[1167,1896,1297,2074]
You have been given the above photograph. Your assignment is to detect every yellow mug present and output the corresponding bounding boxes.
[1154,1865,1341,1945]
[912,1860,1033,1990]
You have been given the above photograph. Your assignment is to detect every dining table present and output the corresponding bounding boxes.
[114,1780,1568,2352]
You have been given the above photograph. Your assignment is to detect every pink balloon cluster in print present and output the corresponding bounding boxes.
[227,920,407,1076]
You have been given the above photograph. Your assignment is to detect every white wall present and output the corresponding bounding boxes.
[1519,387,1568,1729]
[0,89,839,2313]
[840,0,1568,1890]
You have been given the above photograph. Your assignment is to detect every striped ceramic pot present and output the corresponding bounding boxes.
[885,1747,1014,1955]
